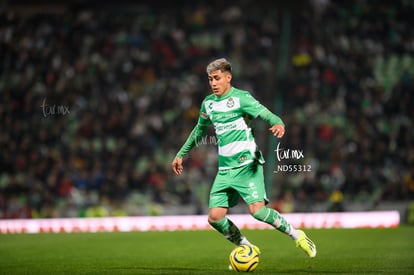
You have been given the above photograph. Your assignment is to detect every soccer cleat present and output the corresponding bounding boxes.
[295,230,317,258]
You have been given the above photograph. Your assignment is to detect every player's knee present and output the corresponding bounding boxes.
[208,213,224,224]
[251,207,268,221]
[248,201,265,215]
[208,208,227,224]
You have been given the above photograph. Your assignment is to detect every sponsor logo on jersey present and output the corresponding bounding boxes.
[215,113,238,119]
[216,123,237,132]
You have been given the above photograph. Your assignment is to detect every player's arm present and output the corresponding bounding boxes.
[176,123,209,158]
[241,91,286,138]
[172,123,209,175]
[258,108,285,138]
[172,101,211,175]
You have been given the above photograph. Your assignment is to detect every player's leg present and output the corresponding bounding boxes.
[208,207,252,246]
[248,201,298,239]
[237,162,317,258]
[248,202,316,258]
[208,170,254,247]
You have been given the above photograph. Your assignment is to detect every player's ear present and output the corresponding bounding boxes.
[226,73,232,83]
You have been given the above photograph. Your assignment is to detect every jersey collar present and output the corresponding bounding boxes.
[214,86,234,100]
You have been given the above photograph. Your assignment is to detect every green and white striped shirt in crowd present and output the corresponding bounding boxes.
[176,87,284,170]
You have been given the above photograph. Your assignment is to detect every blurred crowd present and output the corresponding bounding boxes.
[273,0,414,213]
[0,0,413,219]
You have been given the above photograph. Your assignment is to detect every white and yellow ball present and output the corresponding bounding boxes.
[229,245,260,272]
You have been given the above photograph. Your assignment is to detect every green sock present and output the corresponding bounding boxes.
[209,217,243,245]
[252,207,297,239]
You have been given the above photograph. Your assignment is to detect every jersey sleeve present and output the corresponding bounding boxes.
[239,91,266,118]
[241,91,285,126]
[198,99,212,126]
[175,100,211,158]
[258,108,285,126]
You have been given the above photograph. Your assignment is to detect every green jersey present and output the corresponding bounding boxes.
[176,87,284,170]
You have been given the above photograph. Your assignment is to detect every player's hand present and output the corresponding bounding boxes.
[269,124,285,138]
[172,157,184,175]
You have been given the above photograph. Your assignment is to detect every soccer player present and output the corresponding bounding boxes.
[172,58,317,258]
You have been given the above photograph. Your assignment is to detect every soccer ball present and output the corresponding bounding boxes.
[229,245,260,272]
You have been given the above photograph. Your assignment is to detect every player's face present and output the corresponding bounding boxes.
[208,70,232,97]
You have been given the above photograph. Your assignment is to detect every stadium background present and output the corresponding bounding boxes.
[1,0,413,222]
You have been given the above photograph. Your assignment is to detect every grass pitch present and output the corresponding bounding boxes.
[0,226,413,274]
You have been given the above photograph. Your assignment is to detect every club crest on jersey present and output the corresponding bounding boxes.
[226,97,235,108]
